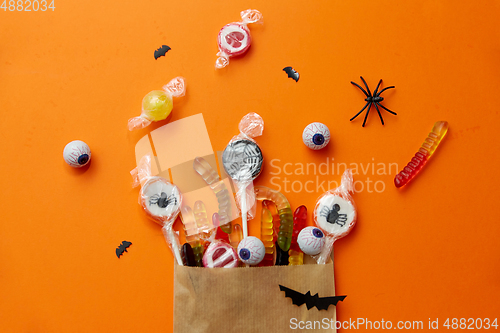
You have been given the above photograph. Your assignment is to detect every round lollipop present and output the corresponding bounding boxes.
[223,139,263,181]
[139,176,183,265]
[222,113,264,239]
[140,177,181,223]
[313,169,357,264]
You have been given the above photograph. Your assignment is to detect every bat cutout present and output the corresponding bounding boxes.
[279,285,346,310]
[116,241,132,258]
[154,45,171,60]
[283,66,299,82]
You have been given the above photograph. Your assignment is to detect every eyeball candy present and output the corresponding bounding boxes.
[203,242,239,268]
[237,236,265,265]
[63,140,91,168]
[128,77,186,131]
[302,122,330,150]
[215,9,263,69]
[313,169,357,264]
[298,227,325,256]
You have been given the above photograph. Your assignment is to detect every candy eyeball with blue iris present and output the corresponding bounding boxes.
[298,226,326,255]
[63,140,91,168]
[237,236,265,265]
[302,122,331,150]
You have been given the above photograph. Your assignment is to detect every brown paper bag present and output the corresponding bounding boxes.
[173,262,339,333]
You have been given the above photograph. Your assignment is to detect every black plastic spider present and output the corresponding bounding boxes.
[350,76,397,127]
[319,204,348,227]
[149,192,177,208]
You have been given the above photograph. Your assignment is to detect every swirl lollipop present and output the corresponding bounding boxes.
[131,155,183,265]
[222,113,264,239]
[313,169,357,264]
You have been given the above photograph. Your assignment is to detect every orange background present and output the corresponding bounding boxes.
[1,0,499,332]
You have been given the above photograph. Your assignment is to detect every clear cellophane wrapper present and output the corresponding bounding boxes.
[127,76,186,131]
[223,112,264,221]
[131,155,184,265]
[312,169,357,264]
[215,9,263,69]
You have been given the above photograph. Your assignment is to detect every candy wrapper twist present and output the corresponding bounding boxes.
[222,112,264,238]
[215,9,263,69]
[131,155,184,265]
[128,77,186,131]
[313,169,357,264]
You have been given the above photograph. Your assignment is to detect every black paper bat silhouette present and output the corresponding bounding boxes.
[279,285,346,310]
[283,66,299,82]
[116,241,132,258]
[154,45,171,60]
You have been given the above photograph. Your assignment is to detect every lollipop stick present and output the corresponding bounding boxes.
[162,224,183,265]
[241,184,248,238]
[317,236,335,264]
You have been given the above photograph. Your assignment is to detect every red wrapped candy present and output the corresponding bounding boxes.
[202,242,239,268]
[215,9,263,69]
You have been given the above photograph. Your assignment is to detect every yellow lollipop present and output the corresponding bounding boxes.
[128,76,186,131]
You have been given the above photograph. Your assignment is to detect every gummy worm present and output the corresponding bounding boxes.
[394,121,449,188]
[193,157,232,233]
[263,200,280,243]
[213,213,230,243]
[254,186,293,252]
[258,203,275,267]
[193,200,213,240]
[180,206,204,267]
[288,249,303,266]
[229,223,243,250]
[288,205,307,266]
[181,243,196,267]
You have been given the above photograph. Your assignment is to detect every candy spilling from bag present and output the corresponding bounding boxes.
[131,112,357,267]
